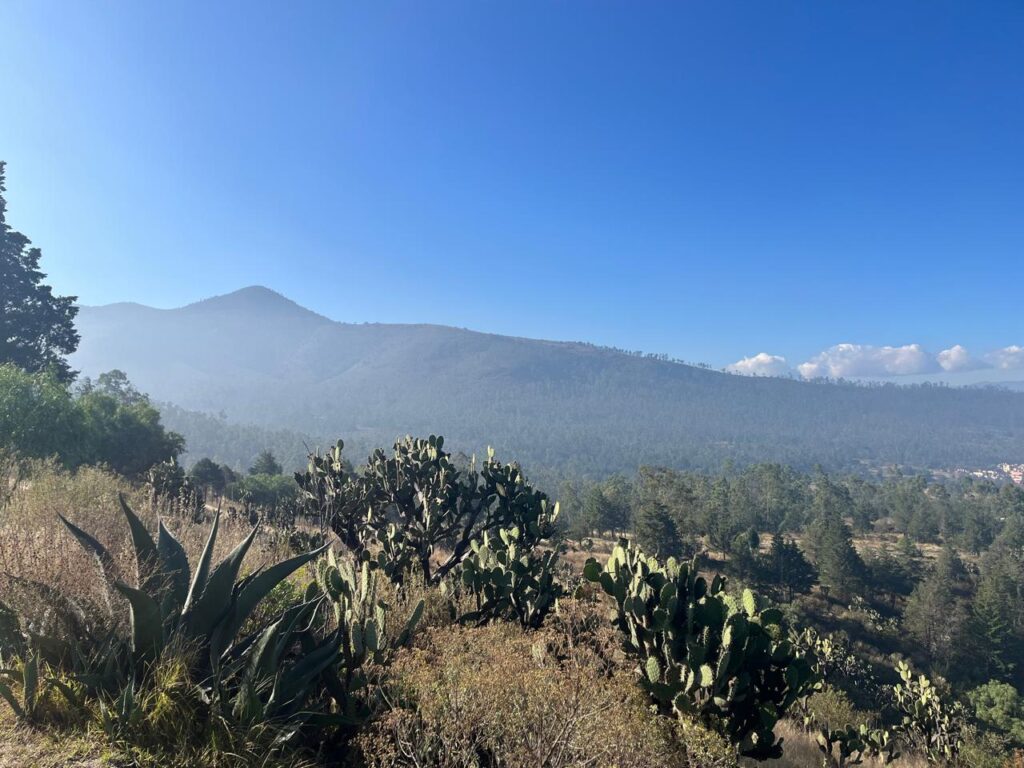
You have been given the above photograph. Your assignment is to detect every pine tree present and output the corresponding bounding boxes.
[0,163,80,381]
[757,534,817,601]
[804,509,864,599]
[904,545,968,674]
[249,450,284,476]
[633,498,686,559]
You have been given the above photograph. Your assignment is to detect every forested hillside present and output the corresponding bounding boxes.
[156,402,324,473]
[73,287,1024,477]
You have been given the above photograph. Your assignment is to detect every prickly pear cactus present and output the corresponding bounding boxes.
[458,524,562,629]
[584,540,816,760]
[816,723,899,767]
[892,661,963,763]
[308,548,424,721]
[296,436,561,587]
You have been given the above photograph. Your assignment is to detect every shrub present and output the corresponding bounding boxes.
[969,681,1024,747]
[355,621,738,768]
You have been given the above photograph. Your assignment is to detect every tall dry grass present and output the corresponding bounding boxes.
[0,460,294,642]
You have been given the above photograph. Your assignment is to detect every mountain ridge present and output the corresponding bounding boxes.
[71,286,1024,478]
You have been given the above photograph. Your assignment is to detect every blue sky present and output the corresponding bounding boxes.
[2,1,1023,378]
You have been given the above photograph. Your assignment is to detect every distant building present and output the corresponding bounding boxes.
[999,463,1024,485]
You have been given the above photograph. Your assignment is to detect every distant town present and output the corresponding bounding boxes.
[958,462,1024,485]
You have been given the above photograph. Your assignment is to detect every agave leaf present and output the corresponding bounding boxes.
[119,495,159,593]
[22,653,38,716]
[182,509,221,619]
[156,521,190,619]
[46,677,82,710]
[0,680,23,718]
[397,598,425,646]
[245,599,317,686]
[113,581,163,663]
[271,630,341,716]
[186,524,259,639]
[227,542,330,643]
[59,515,115,581]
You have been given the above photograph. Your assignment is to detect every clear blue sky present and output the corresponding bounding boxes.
[2,1,1022,376]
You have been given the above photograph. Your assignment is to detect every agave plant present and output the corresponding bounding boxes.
[58,495,327,678]
[50,495,425,737]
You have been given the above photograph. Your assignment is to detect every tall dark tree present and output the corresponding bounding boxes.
[249,450,284,476]
[190,457,230,495]
[864,546,917,609]
[633,497,686,559]
[0,163,79,381]
[757,534,817,601]
[804,507,865,599]
[904,544,969,675]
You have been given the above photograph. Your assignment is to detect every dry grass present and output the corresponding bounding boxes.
[0,461,296,640]
[0,709,114,768]
[355,610,739,768]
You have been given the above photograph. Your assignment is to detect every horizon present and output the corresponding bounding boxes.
[2,2,1023,381]
[75,283,1024,387]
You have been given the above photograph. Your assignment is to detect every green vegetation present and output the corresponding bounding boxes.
[0,162,79,383]
[584,542,816,759]
[0,364,183,476]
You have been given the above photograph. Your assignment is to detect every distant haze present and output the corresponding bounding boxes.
[72,287,1024,478]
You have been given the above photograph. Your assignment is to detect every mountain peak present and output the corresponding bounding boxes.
[183,286,329,320]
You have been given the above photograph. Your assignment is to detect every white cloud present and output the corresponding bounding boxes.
[985,345,1024,370]
[726,352,791,377]
[937,344,986,373]
[797,343,938,379]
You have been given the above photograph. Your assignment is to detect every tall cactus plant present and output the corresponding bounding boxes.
[892,661,963,763]
[307,548,424,723]
[459,525,562,629]
[296,436,559,586]
[584,541,816,760]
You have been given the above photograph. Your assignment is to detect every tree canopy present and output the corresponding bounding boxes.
[0,162,79,381]
[0,363,182,476]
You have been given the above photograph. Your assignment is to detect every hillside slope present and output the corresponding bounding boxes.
[71,286,1024,476]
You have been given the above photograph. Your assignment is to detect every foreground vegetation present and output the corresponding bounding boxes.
[0,442,1017,767]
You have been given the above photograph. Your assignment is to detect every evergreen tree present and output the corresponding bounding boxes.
[865,546,917,609]
[249,450,284,476]
[804,509,864,599]
[0,163,79,381]
[633,498,686,559]
[904,545,969,675]
[756,534,817,601]
[190,457,229,495]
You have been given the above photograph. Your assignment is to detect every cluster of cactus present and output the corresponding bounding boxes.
[296,437,559,586]
[816,723,899,767]
[458,524,562,629]
[583,541,816,760]
[791,628,883,708]
[305,548,424,723]
[891,661,964,763]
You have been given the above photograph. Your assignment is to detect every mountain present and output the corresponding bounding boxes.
[71,286,1024,479]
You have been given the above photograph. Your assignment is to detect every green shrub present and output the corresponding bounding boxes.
[969,681,1024,747]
